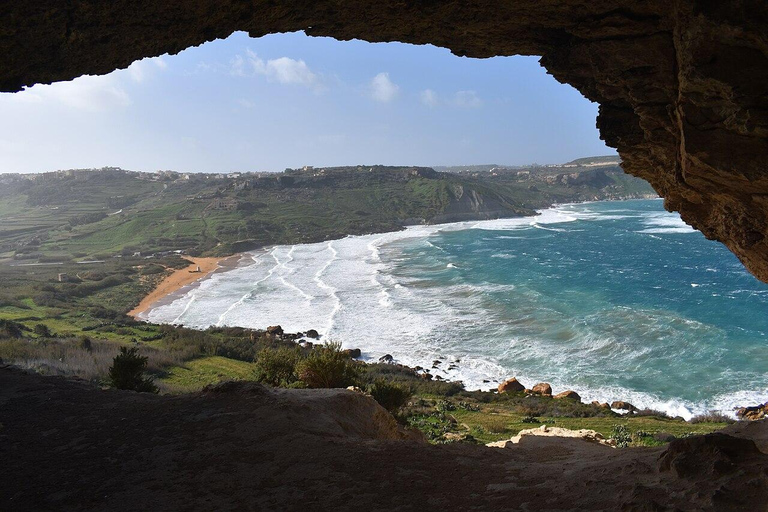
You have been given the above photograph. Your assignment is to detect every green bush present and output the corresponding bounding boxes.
[108,347,158,393]
[610,424,631,448]
[297,341,360,388]
[0,319,24,339]
[368,380,412,413]
[33,324,52,337]
[254,347,303,387]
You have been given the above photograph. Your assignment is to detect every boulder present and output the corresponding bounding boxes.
[305,329,319,339]
[611,401,637,412]
[591,401,611,409]
[532,382,552,396]
[341,348,362,359]
[736,402,767,421]
[498,377,525,393]
[379,354,394,364]
[554,390,581,401]
[266,325,283,335]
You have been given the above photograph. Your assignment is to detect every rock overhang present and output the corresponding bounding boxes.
[2,1,767,280]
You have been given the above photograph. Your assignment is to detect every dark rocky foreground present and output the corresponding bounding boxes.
[1,366,766,511]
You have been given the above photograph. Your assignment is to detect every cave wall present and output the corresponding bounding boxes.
[2,1,767,280]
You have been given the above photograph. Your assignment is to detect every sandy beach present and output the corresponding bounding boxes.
[128,256,238,318]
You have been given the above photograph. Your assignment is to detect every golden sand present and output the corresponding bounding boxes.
[128,257,224,318]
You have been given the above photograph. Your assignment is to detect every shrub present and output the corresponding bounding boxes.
[689,410,735,424]
[297,341,360,388]
[368,380,412,413]
[0,319,24,339]
[108,347,158,393]
[254,347,303,387]
[610,424,631,448]
[33,324,52,337]
[436,399,456,412]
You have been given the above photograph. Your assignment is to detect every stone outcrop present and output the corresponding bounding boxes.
[611,400,638,412]
[737,402,768,421]
[554,390,581,401]
[531,382,553,396]
[488,425,616,448]
[1,2,767,281]
[498,377,525,393]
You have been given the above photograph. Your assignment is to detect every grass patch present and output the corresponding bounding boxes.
[159,356,258,392]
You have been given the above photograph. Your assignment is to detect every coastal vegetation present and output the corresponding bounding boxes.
[0,158,732,448]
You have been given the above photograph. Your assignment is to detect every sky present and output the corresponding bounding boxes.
[0,31,614,174]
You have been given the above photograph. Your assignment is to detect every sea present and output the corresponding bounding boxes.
[145,199,768,419]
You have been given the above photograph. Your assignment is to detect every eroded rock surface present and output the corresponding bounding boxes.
[1,2,767,280]
[1,366,766,511]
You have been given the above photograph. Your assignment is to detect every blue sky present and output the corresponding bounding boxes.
[0,31,613,174]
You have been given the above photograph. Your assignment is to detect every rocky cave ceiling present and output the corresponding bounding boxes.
[2,1,767,280]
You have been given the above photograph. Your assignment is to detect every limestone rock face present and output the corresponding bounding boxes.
[1,2,767,281]
[487,425,615,448]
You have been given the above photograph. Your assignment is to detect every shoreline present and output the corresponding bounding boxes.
[129,195,659,321]
[128,255,242,319]
[129,197,763,418]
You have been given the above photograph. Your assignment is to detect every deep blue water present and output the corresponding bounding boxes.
[150,199,768,417]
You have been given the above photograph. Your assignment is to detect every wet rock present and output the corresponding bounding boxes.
[736,402,767,421]
[266,325,283,336]
[341,348,362,359]
[378,354,394,364]
[305,329,319,339]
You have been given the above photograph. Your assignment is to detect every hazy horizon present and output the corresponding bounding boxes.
[0,31,615,174]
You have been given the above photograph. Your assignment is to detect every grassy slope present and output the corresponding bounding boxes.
[160,356,258,391]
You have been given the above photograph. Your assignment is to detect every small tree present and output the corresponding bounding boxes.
[33,323,52,337]
[108,347,158,393]
[253,347,303,387]
[0,319,23,339]
[297,341,360,388]
[368,380,412,413]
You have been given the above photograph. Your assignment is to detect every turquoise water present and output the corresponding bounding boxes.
[148,199,768,417]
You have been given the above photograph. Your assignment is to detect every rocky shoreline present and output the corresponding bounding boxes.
[268,325,763,422]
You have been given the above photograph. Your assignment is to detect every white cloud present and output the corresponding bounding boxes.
[453,90,483,108]
[370,72,399,103]
[230,50,320,90]
[126,56,168,83]
[420,89,438,108]
[264,57,317,86]
[3,74,131,113]
[127,62,146,83]
[229,55,246,77]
